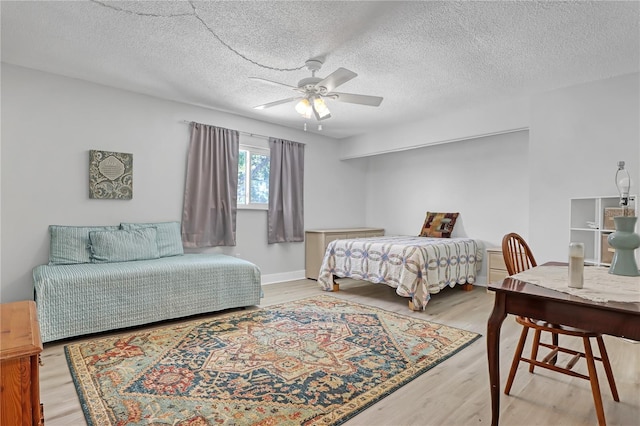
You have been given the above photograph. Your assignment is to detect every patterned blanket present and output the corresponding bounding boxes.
[318,236,483,310]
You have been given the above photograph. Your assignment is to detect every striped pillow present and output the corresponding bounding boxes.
[49,225,120,265]
[89,228,160,263]
[120,221,184,257]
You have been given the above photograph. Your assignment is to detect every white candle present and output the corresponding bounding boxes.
[568,243,584,288]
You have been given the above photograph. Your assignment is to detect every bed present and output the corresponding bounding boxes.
[317,235,483,310]
[34,222,262,342]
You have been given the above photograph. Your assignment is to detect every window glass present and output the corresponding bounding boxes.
[250,153,269,204]
[237,140,269,209]
[237,150,247,204]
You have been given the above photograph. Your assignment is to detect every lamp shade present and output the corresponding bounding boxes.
[312,96,331,120]
[313,97,330,117]
[295,98,312,119]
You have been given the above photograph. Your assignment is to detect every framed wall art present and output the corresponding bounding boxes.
[89,150,133,199]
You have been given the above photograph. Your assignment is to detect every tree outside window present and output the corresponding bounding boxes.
[238,145,269,209]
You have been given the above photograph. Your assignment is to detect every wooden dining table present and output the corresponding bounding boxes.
[486,262,640,426]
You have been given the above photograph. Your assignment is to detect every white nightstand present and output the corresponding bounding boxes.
[487,247,509,285]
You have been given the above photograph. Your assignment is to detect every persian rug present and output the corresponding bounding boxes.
[65,295,480,426]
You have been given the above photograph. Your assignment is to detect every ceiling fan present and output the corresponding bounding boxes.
[251,58,383,121]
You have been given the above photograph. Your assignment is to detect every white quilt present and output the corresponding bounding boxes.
[317,236,483,310]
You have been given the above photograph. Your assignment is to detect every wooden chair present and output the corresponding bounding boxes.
[501,232,619,426]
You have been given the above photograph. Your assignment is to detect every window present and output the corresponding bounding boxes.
[237,140,270,210]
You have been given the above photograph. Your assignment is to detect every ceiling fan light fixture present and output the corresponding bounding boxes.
[295,98,312,119]
[252,59,381,122]
[313,96,331,119]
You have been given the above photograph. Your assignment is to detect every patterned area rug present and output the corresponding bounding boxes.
[65,295,480,425]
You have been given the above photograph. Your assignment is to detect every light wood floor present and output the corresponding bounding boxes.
[40,279,640,425]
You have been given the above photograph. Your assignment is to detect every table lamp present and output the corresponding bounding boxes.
[607,161,640,276]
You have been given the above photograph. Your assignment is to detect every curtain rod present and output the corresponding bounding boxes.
[180,120,270,140]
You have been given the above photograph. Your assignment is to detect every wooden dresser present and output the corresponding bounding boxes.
[486,247,509,285]
[305,227,385,279]
[1,300,44,426]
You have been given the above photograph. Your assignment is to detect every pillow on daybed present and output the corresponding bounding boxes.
[89,227,159,263]
[419,212,459,238]
[49,224,120,265]
[120,221,184,257]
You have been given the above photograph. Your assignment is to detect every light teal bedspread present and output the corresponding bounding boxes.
[33,254,261,342]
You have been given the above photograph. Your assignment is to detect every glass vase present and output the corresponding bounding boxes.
[607,216,640,276]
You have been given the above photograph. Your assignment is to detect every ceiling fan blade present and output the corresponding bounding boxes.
[253,97,301,110]
[249,77,304,93]
[316,68,357,93]
[328,92,383,107]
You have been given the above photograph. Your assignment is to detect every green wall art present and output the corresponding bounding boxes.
[89,150,133,199]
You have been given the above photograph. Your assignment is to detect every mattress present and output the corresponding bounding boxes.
[33,253,261,342]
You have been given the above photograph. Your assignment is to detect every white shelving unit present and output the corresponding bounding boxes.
[569,195,637,266]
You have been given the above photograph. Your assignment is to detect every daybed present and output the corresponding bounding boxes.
[317,212,483,310]
[34,222,261,342]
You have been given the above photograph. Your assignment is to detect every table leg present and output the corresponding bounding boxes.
[487,292,507,426]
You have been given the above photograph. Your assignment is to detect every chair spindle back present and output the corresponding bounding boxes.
[502,232,537,275]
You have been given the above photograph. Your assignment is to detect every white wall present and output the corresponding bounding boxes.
[529,73,640,264]
[0,64,367,302]
[2,65,638,302]
[359,131,530,283]
[339,98,529,159]
[355,72,639,275]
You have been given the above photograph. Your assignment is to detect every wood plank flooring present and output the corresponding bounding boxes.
[39,279,640,425]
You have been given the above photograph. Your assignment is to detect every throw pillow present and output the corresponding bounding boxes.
[120,221,184,257]
[89,227,160,263]
[49,225,120,265]
[419,212,459,238]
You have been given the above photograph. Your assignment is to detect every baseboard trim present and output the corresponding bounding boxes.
[261,270,306,285]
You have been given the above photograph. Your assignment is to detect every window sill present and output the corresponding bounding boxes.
[238,204,268,211]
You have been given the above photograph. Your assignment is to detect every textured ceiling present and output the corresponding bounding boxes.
[2,1,639,139]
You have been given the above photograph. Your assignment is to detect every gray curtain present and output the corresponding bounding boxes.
[182,123,239,247]
[268,138,305,243]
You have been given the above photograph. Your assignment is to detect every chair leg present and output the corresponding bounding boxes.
[583,337,607,426]
[505,326,529,395]
[529,329,541,373]
[550,331,559,365]
[596,336,620,402]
